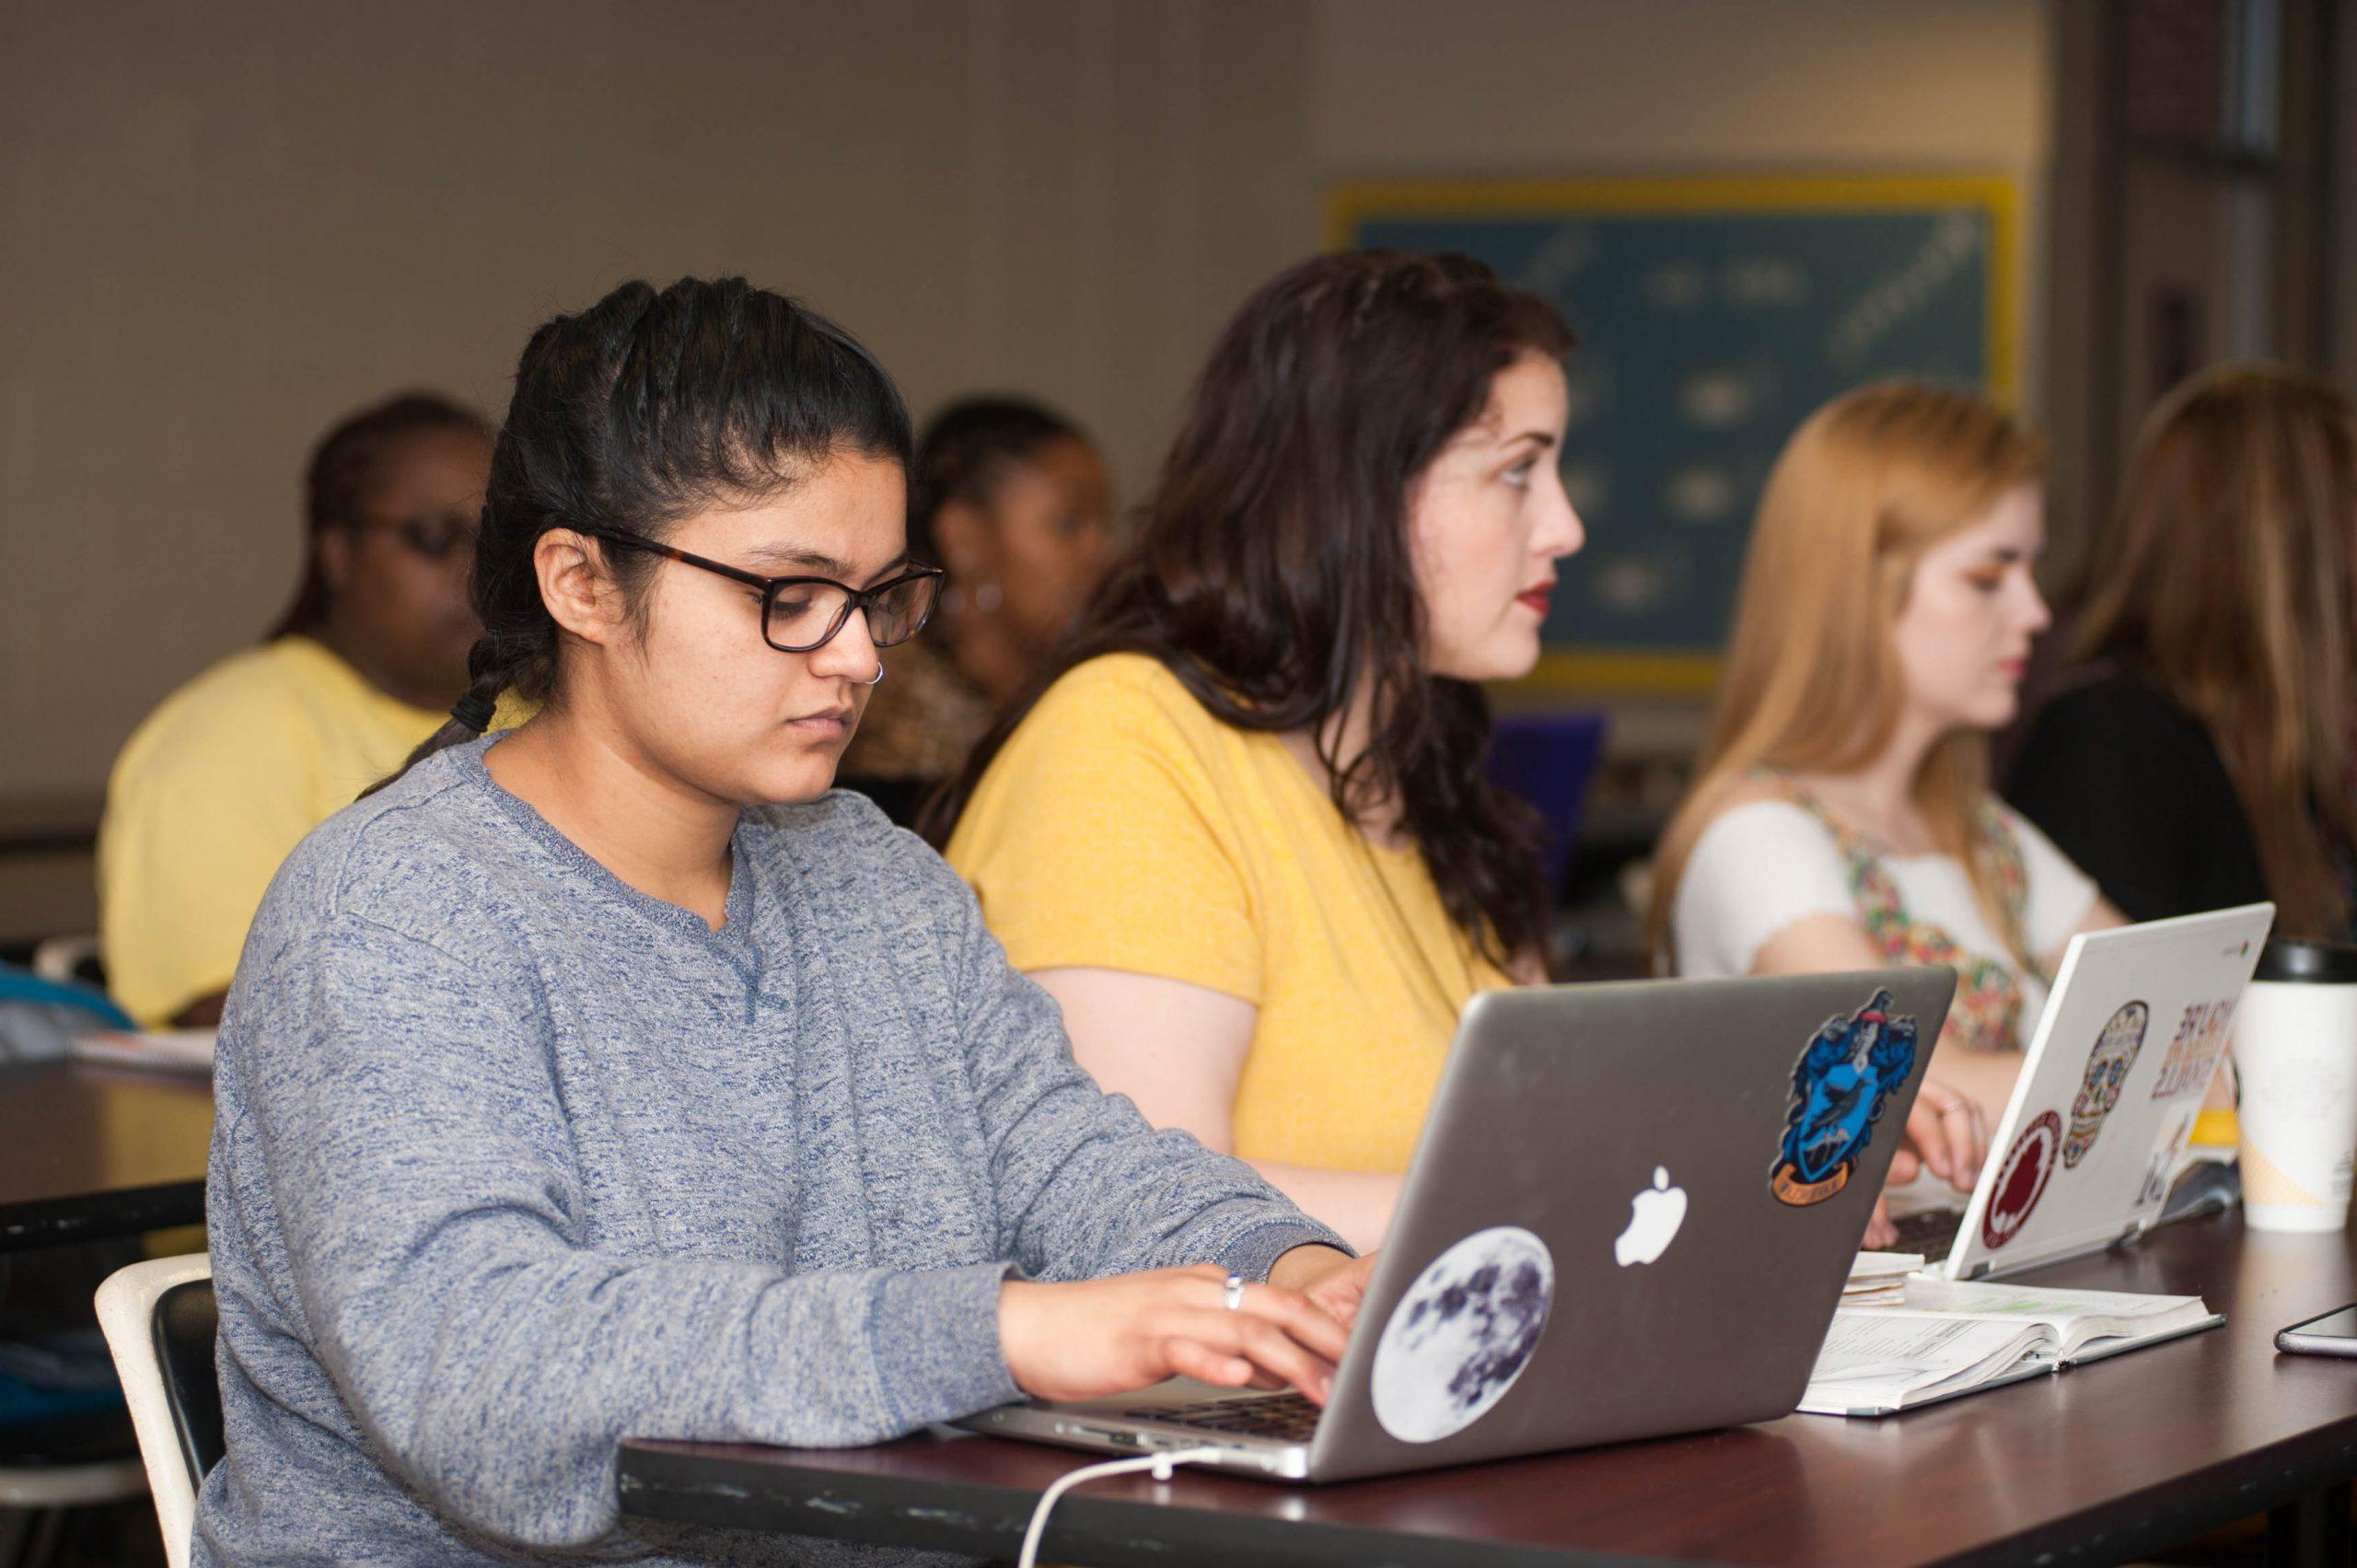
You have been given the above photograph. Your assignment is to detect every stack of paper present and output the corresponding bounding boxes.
[1842,1252,1923,1308]
[71,1029,216,1074]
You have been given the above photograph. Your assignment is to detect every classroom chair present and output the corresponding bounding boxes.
[26,937,102,993]
[0,1449,145,1568]
[94,1257,216,1568]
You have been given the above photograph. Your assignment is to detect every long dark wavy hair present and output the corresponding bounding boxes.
[375,275,911,790]
[2072,363,2357,937]
[924,249,1574,968]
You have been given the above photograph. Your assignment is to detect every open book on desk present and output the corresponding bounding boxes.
[1800,1278,2222,1417]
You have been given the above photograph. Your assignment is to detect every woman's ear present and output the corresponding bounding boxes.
[929,496,993,575]
[534,529,627,647]
[316,525,356,598]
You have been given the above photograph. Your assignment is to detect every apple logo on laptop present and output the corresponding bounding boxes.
[1614,1167,1688,1266]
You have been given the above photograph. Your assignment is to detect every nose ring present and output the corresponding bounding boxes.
[862,667,886,687]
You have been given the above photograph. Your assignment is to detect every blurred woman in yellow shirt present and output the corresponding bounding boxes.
[934,251,1584,1249]
[99,393,496,1025]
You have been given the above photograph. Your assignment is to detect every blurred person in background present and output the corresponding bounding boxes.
[2007,363,2357,942]
[837,397,1109,822]
[99,392,498,1026]
[1649,382,2122,1243]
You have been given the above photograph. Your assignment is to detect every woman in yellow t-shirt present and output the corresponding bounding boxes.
[99,393,495,1025]
[933,250,1584,1250]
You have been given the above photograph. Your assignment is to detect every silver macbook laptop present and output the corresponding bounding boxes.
[1887,902,2275,1280]
[961,967,1955,1481]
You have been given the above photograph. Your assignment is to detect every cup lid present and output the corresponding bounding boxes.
[2255,937,2357,983]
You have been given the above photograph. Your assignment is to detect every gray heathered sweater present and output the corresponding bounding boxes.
[192,737,1341,1565]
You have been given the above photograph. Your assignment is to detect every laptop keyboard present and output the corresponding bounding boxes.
[1122,1391,1322,1442]
[1890,1207,1963,1263]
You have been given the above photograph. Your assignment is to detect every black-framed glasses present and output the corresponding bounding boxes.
[591,532,944,654]
[344,507,479,561]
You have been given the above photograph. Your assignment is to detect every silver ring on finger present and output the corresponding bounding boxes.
[1222,1272,1245,1311]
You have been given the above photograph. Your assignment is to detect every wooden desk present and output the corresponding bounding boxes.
[0,1060,211,1250]
[619,1212,2357,1567]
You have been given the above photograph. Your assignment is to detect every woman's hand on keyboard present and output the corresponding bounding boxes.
[1892,1076,1988,1191]
[998,1263,1351,1407]
[1268,1245,1378,1329]
[1868,1076,1990,1247]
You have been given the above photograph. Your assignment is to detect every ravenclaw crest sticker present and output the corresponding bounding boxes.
[1771,990,1920,1207]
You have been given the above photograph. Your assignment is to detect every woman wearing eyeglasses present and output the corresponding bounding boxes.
[195,277,1371,1567]
[99,391,499,1026]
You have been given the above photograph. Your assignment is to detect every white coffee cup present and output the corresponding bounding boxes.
[2235,939,2357,1233]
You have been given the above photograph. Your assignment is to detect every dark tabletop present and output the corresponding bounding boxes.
[621,1212,2357,1567]
[0,1059,212,1249]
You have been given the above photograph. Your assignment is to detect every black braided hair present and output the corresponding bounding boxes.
[370,277,912,792]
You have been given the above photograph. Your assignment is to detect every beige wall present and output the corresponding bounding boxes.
[2,0,2049,832]
[0,0,1320,815]
[1316,0,2048,168]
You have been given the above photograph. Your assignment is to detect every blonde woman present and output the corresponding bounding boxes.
[2008,364,2357,940]
[1651,383,2127,1239]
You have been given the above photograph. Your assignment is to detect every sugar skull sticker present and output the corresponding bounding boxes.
[1982,1110,2062,1251]
[1771,990,1920,1207]
[1370,1225,1554,1445]
[2063,1001,2149,1168]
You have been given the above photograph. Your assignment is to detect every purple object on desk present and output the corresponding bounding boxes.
[1484,711,1607,896]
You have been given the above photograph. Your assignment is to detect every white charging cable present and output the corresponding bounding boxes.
[1015,1446,1228,1568]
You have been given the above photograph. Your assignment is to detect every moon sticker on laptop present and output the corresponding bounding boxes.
[1370,1225,1554,1445]
[2064,1001,2149,1167]
[1770,990,1920,1206]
